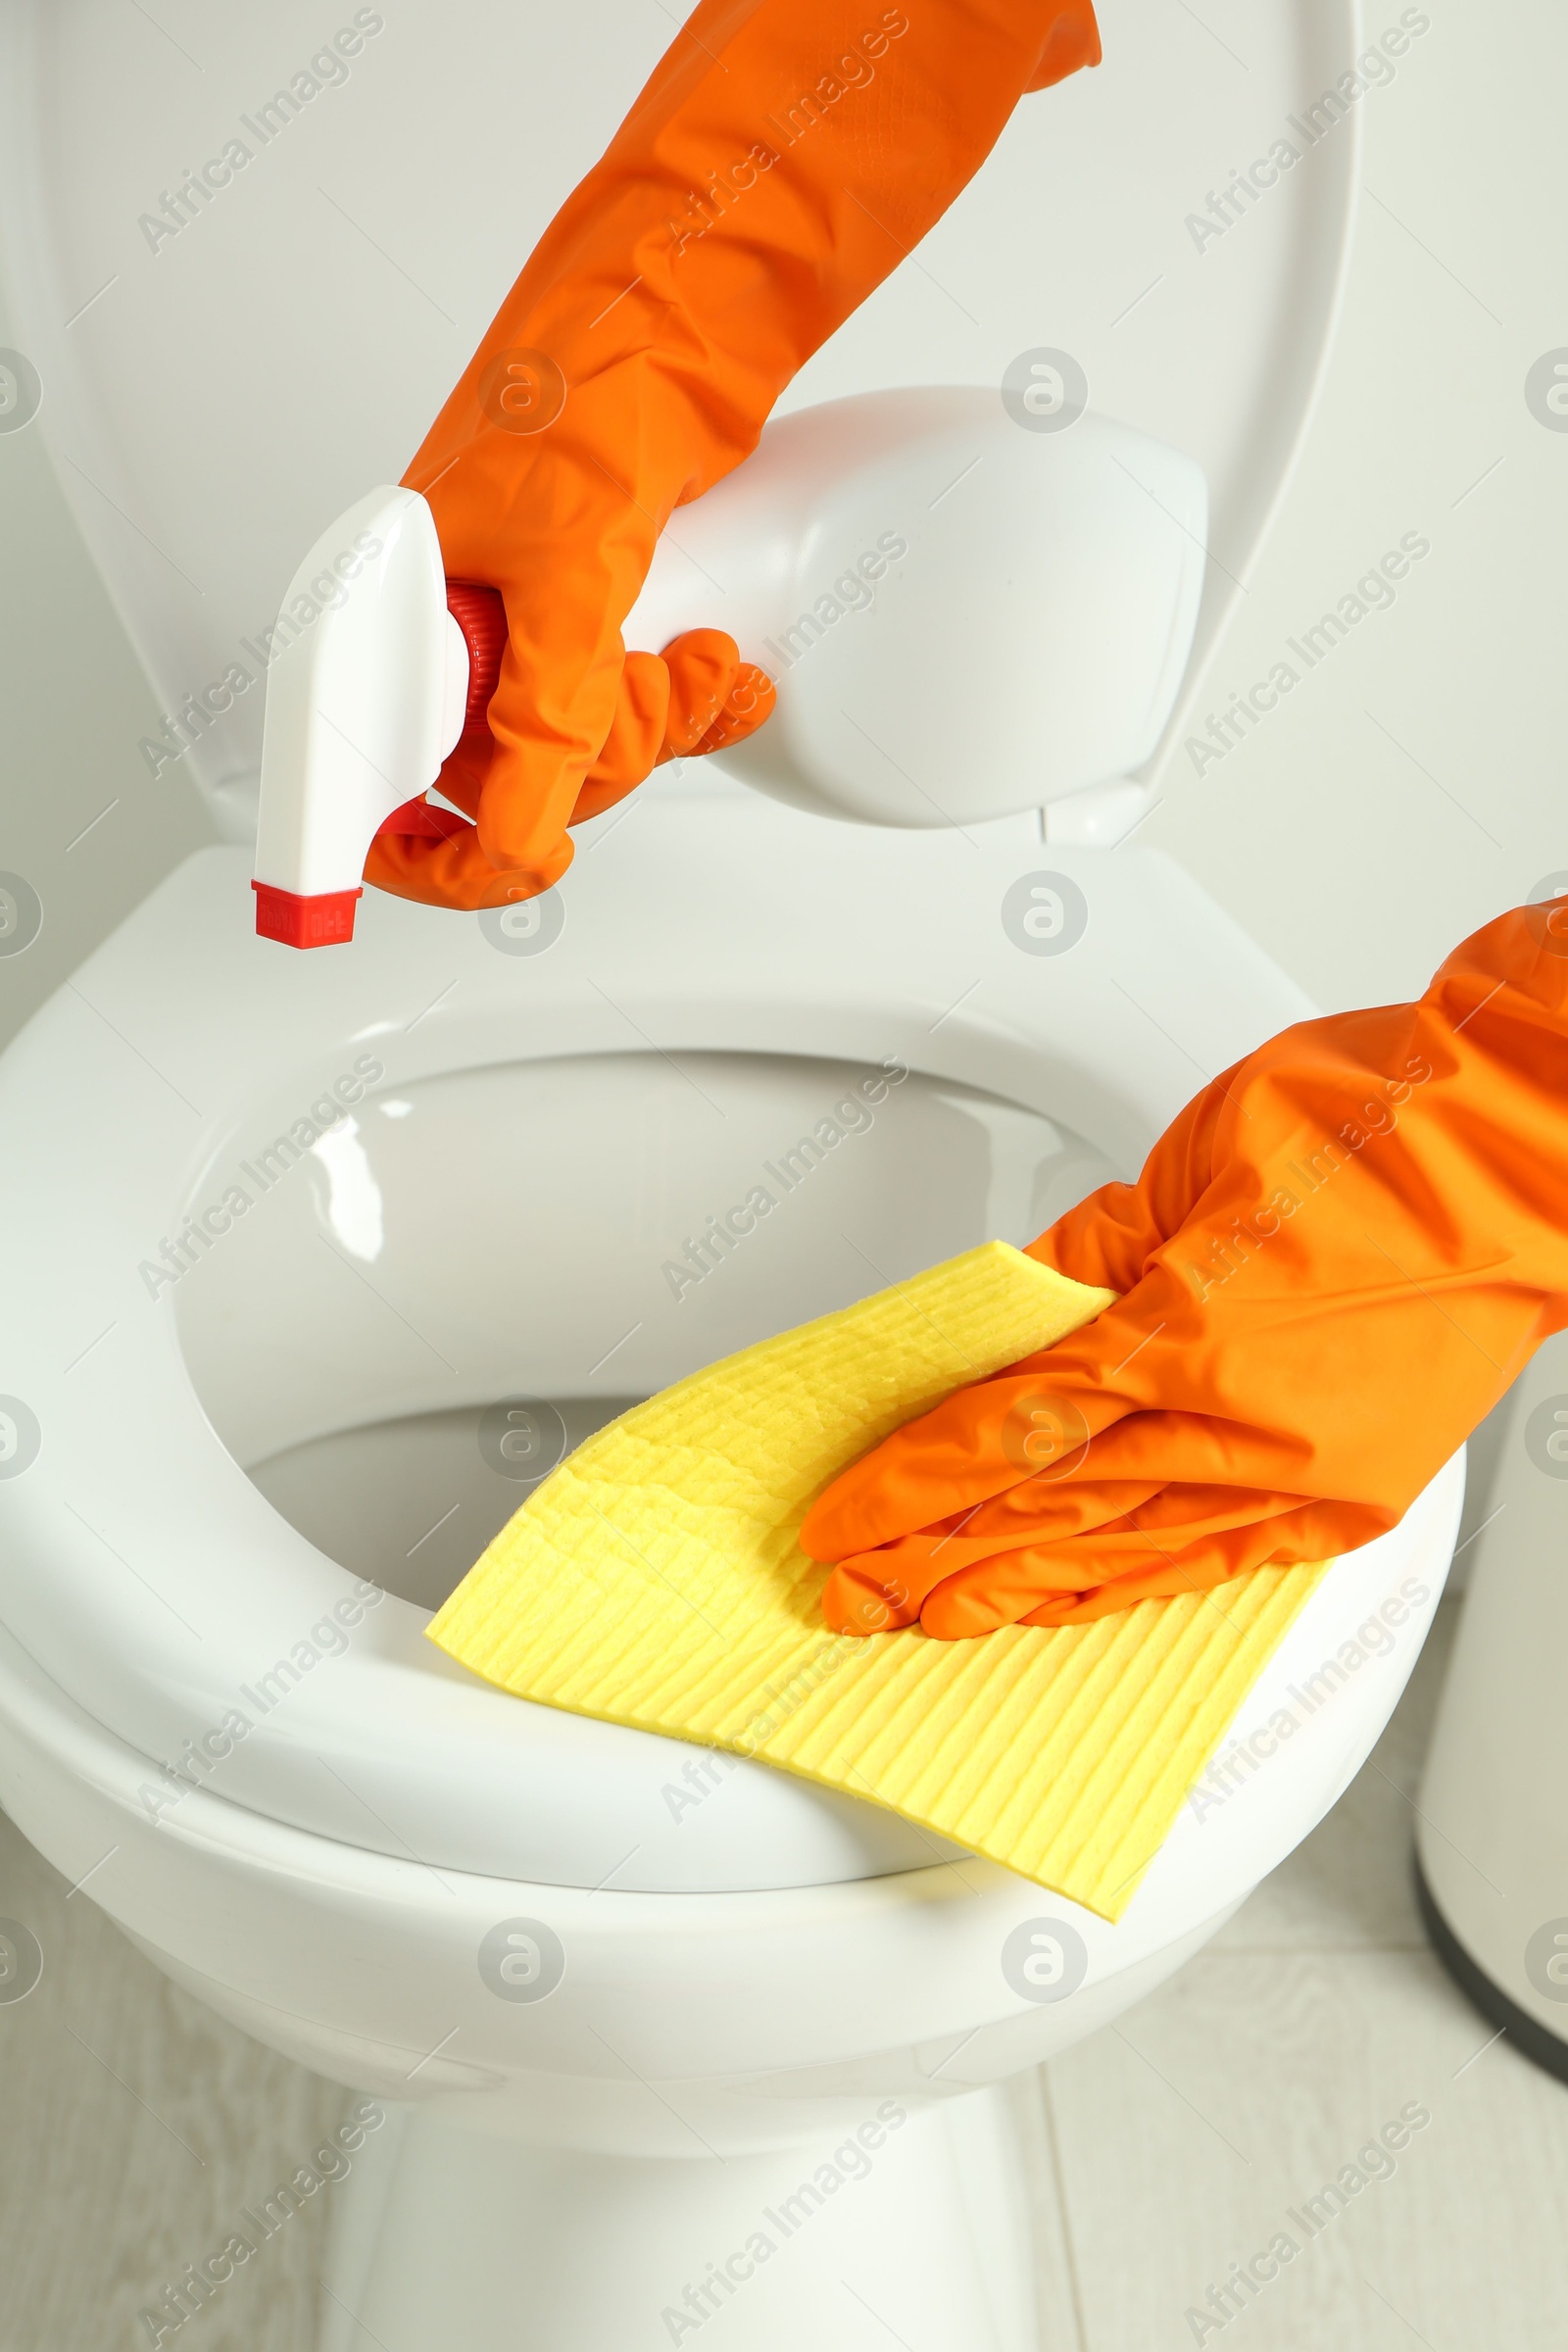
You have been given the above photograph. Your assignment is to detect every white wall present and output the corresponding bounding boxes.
[0,281,212,1052]
[1143,0,1568,1012]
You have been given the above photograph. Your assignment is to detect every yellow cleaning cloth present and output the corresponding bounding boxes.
[429,1244,1327,1919]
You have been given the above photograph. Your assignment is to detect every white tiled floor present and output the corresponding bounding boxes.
[1033,1596,1568,2349]
[0,1819,346,2349]
[2,1595,1564,2348]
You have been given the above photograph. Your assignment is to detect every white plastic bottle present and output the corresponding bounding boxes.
[251,385,1206,943]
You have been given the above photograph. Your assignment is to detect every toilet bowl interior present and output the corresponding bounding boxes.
[175,1047,1118,1612]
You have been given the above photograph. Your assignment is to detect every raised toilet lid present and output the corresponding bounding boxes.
[0,0,1360,836]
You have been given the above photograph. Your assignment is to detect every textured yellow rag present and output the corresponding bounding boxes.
[428,1244,1328,1919]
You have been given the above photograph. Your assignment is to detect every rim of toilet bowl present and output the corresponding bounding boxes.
[0,1467,1455,2103]
[0,1610,1246,2105]
[0,793,1433,1904]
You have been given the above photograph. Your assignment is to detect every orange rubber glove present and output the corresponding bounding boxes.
[365,0,1102,911]
[803,896,1568,1637]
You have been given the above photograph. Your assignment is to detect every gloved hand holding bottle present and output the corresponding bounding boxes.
[803,897,1568,1638]
[365,0,1102,911]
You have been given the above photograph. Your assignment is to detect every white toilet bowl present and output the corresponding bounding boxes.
[0,801,1461,2346]
[0,1,1461,2340]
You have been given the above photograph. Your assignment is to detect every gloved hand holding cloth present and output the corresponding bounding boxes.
[368,0,1102,910]
[804,897,1568,1637]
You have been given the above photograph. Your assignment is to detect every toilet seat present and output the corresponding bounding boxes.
[0,786,1460,1907]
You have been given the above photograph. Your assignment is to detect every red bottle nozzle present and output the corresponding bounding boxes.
[252,881,363,948]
